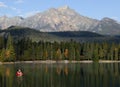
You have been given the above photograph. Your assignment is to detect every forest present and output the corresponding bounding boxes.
[0,34,120,62]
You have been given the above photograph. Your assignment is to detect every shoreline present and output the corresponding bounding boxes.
[1,60,120,65]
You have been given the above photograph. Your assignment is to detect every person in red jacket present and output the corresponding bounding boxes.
[16,69,23,77]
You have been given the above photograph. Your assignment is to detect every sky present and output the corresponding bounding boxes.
[0,0,120,21]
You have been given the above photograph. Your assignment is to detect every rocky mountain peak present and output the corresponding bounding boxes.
[101,17,116,22]
[0,6,120,35]
[13,16,24,20]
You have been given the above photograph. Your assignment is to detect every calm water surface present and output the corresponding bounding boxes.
[0,63,120,87]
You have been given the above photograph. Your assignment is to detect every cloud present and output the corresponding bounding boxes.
[10,7,22,14]
[15,0,24,4]
[0,2,21,13]
[0,2,22,16]
[0,2,7,8]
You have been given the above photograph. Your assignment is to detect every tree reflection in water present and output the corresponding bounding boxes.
[0,63,120,87]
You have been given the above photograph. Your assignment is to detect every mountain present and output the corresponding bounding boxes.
[0,6,120,35]
[0,26,61,42]
[0,26,102,41]
[0,16,23,29]
[92,17,120,35]
[20,6,98,32]
[0,26,120,43]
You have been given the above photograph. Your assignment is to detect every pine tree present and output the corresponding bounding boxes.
[0,36,4,49]
[4,34,16,61]
[0,48,5,61]
[114,47,118,60]
[56,48,62,60]
[92,43,99,62]
[64,48,69,60]
[99,46,104,60]
[68,40,76,60]
[0,36,5,61]
[109,43,114,60]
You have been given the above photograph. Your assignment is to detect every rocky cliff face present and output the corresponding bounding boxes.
[92,17,120,35]
[19,6,98,32]
[0,6,120,35]
[0,16,23,29]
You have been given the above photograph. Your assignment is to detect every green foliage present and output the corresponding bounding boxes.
[11,39,120,61]
[0,48,5,61]
[0,35,120,62]
[0,34,16,62]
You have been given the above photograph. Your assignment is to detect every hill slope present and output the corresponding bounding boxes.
[0,26,120,43]
[0,26,61,42]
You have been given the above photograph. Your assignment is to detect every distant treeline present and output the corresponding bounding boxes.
[0,34,120,62]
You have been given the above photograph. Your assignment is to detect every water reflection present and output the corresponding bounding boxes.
[56,65,61,75]
[16,77,23,87]
[6,68,10,77]
[0,63,120,87]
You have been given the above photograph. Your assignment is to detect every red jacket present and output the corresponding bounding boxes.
[16,71,23,77]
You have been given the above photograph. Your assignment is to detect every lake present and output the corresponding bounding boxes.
[0,62,120,87]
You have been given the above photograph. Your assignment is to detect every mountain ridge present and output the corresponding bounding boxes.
[0,6,120,35]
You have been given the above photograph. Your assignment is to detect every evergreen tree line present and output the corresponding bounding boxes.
[0,35,120,62]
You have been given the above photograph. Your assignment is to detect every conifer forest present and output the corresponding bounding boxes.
[0,35,120,62]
